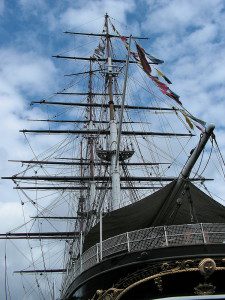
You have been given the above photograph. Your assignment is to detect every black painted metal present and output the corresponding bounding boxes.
[63,244,225,299]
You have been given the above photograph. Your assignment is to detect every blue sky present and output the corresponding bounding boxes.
[0,0,225,299]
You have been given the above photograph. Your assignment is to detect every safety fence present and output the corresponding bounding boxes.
[62,223,225,296]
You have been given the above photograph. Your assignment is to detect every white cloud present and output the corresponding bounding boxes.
[143,0,224,34]
[60,0,136,31]
[1,0,225,298]
[0,49,56,95]
[0,202,23,231]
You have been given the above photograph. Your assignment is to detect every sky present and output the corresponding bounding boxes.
[0,0,225,299]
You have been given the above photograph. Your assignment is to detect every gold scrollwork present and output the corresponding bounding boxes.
[154,276,163,292]
[198,258,216,278]
[194,283,216,295]
[182,259,194,268]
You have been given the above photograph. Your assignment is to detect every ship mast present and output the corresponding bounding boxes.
[87,60,96,213]
[105,13,121,209]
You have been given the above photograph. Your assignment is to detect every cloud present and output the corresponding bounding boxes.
[1,0,225,299]
[0,48,57,168]
[1,49,56,95]
[141,1,225,125]
[18,0,48,12]
[60,0,136,31]
[143,0,224,34]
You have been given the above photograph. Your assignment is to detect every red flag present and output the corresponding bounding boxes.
[166,89,182,105]
[130,51,139,61]
[150,76,169,94]
[136,43,151,75]
[121,36,127,42]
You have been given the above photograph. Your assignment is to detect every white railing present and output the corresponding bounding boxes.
[62,223,225,296]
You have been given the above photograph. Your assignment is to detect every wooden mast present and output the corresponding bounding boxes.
[105,13,121,209]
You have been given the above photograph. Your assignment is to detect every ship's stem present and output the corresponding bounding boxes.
[152,124,215,225]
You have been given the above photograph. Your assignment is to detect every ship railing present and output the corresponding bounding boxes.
[62,223,225,295]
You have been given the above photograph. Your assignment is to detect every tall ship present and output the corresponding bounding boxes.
[2,14,225,300]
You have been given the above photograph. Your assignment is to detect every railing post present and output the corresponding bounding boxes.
[126,232,130,252]
[80,231,83,273]
[200,223,207,244]
[100,211,103,260]
[164,226,169,247]
[96,243,99,263]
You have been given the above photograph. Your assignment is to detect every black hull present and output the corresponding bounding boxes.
[63,244,225,299]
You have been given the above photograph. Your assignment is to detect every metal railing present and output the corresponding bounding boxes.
[62,223,225,295]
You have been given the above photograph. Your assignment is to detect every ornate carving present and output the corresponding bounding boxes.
[161,262,170,271]
[112,257,225,299]
[154,276,163,292]
[91,288,123,300]
[198,258,216,278]
[194,283,216,295]
[182,259,194,268]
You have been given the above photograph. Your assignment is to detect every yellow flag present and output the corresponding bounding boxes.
[156,69,172,84]
[184,115,194,129]
[181,111,194,129]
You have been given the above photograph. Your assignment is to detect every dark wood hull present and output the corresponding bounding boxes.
[63,244,225,299]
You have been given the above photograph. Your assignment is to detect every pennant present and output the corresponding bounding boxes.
[146,53,164,64]
[180,110,206,131]
[98,43,105,53]
[121,36,127,42]
[194,122,205,132]
[180,111,194,129]
[93,41,105,59]
[109,20,130,51]
[109,19,183,107]
[159,84,169,94]
[150,76,169,94]
[130,51,139,61]
[94,48,101,55]
[156,69,172,84]
[166,89,182,105]
[111,23,116,32]
[136,43,151,75]
[188,115,206,127]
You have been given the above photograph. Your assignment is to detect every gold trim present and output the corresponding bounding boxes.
[115,258,225,300]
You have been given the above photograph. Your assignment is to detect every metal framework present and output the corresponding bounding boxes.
[62,222,225,295]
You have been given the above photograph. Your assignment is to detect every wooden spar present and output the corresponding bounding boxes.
[52,55,138,64]
[88,61,94,180]
[12,179,212,190]
[64,69,102,76]
[31,216,80,220]
[14,269,66,274]
[4,176,212,181]
[105,13,121,209]
[3,175,209,181]
[9,160,169,166]
[55,92,123,96]
[64,31,149,40]
[0,231,79,239]
[31,100,177,112]
[27,119,151,124]
[14,186,163,190]
[116,35,131,166]
[19,129,194,137]
[28,119,110,123]
[79,140,84,233]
